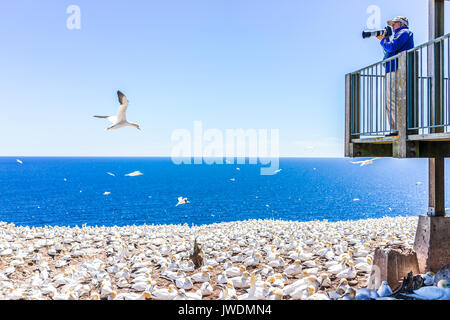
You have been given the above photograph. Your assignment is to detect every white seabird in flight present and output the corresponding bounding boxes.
[176,197,190,207]
[94,90,141,131]
[351,158,381,166]
[125,171,143,177]
[16,159,23,164]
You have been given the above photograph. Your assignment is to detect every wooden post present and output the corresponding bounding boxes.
[394,51,408,158]
[429,0,444,134]
[427,0,446,217]
[428,157,445,216]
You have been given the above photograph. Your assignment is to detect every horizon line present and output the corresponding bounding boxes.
[0,155,346,159]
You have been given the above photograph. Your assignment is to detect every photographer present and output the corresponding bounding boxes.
[376,16,414,137]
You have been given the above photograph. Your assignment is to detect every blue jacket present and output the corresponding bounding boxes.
[381,26,414,72]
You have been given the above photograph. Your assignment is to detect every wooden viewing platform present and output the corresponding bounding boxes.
[345,0,450,282]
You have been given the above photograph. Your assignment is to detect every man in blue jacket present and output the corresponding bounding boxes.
[376,16,414,136]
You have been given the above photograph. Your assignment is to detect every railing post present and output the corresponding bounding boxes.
[345,73,351,157]
[353,74,361,138]
[407,50,419,135]
[394,51,408,158]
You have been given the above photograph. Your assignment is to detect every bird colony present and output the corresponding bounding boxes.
[0,215,442,300]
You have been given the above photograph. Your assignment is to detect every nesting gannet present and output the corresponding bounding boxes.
[284,260,303,276]
[327,258,347,274]
[125,171,143,177]
[151,284,179,300]
[405,280,450,300]
[131,279,153,292]
[336,261,357,279]
[161,268,185,281]
[224,263,246,277]
[355,288,378,300]
[179,289,202,300]
[350,158,381,166]
[200,282,214,296]
[267,274,286,288]
[229,271,251,289]
[217,272,229,284]
[267,288,284,300]
[176,197,190,206]
[218,282,237,300]
[237,273,270,300]
[377,281,393,297]
[175,276,194,290]
[94,90,140,131]
[355,256,373,273]
[319,273,332,288]
[339,287,356,300]
[242,252,261,267]
[422,271,435,286]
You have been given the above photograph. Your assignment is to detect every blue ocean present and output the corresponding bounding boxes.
[0,157,446,227]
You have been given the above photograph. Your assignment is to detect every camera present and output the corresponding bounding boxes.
[362,25,393,39]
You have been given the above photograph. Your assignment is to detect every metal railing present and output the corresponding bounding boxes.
[348,32,450,137]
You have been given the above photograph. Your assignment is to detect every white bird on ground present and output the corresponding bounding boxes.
[125,171,143,177]
[377,281,393,297]
[200,282,214,296]
[224,263,246,278]
[151,284,179,300]
[94,90,140,131]
[191,270,210,283]
[230,271,251,289]
[219,282,237,300]
[175,276,194,290]
[405,280,450,300]
[284,260,303,276]
[422,272,435,286]
[237,273,270,300]
[351,158,381,166]
[176,197,190,206]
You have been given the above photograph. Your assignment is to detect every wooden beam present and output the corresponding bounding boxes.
[428,158,445,216]
[415,141,450,157]
[350,143,392,158]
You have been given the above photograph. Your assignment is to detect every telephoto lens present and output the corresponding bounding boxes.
[362,26,393,39]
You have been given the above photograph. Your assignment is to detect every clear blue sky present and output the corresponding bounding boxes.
[0,0,447,157]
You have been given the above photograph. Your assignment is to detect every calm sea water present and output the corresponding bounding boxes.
[0,157,446,227]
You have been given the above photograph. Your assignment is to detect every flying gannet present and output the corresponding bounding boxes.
[176,197,190,206]
[94,90,141,131]
[351,158,381,166]
[125,171,143,177]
